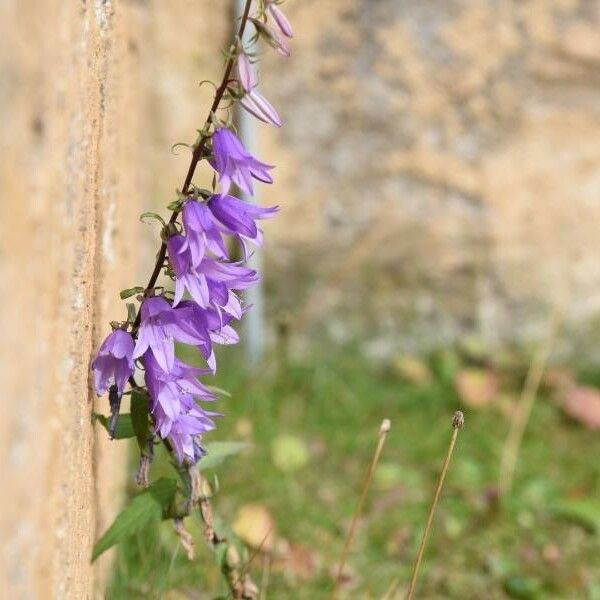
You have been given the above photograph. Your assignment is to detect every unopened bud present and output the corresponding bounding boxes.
[452,411,465,429]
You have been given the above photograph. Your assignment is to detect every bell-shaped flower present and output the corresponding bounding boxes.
[91,329,135,395]
[132,296,180,372]
[181,200,228,264]
[208,193,278,253]
[211,127,274,196]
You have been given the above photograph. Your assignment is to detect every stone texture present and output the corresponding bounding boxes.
[253,0,600,354]
[0,0,148,596]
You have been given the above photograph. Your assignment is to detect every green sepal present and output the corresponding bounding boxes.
[119,286,145,300]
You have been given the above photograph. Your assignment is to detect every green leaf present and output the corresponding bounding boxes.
[205,385,232,398]
[553,498,600,533]
[131,390,151,454]
[126,302,137,323]
[167,198,184,211]
[120,286,145,300]
[198,441,250,471]
[92,478,178,561]
[140,212,167,227]
[93,413,135,440]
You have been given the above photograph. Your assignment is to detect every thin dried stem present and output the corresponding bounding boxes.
[405,411,464,600]
[498,307,561,501]
[195,471,259,599]
[330,419,391,600]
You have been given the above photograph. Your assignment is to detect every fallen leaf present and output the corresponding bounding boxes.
[271,434,309,472]
[275,540,321,583]
[455,368,499,408]
[233,504,276,553]
[562,386,600,430]
[393,356,432,385]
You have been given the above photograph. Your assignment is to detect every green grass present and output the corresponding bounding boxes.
[107,345,600,599]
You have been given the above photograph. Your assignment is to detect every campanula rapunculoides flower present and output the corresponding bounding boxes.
[132,296,180,371]
[182,200,228,264]
[144,352,218,463]
[92,329,135,395]
[144,351,215,425]
[175,300,241,371]
[266,1,294,38]
[211,127,274,196]
[208,194,278,249]
[168,234,210,308]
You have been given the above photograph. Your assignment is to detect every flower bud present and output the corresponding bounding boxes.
[240,90,282,127]
[250,18,291,57]
[266,1,293,38]
[237,53,258,93]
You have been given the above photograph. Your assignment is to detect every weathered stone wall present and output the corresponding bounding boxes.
[254,0,600,353]
[0,1,148,596]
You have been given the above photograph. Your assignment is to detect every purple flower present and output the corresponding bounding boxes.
[144,352,219,463]
[182,200,228,263]
[208,194,278,254]
[266,1,293,38]
[132,296,180,371]
[168,234,210,308]
[91,329,135,395]
[169,231,259,306]
[211,128,274,196]
[175,301,241,371]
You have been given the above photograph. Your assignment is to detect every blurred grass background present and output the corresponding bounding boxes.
[108,342,600,599]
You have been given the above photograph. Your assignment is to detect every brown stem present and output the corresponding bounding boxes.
[196,471,259,599]
[131,0,254,333]
[331,419,391,599]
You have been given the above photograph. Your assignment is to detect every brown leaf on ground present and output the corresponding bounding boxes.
[274,540,321,583]
[232,503,276,553]
[393,355,433,385]
[562,386,600,430]
[543,367,576,393]
[454,368,499,408]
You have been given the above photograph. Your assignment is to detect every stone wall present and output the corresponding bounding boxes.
[0,1,148,596]
[254,0,600,354]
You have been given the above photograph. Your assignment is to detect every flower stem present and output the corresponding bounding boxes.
[131,0,254,333]
[497,307,560,501]
[330,419,391,600]
[405,411,464,600]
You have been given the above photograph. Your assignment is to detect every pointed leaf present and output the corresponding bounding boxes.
[93,413,135,440]
[92,478,178,561]
[198,441,251,471]
[131,390,151,454]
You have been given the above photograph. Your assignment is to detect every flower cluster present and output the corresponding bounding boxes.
[91,1,292,465]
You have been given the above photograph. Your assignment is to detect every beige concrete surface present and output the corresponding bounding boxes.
[0,0,149,596]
